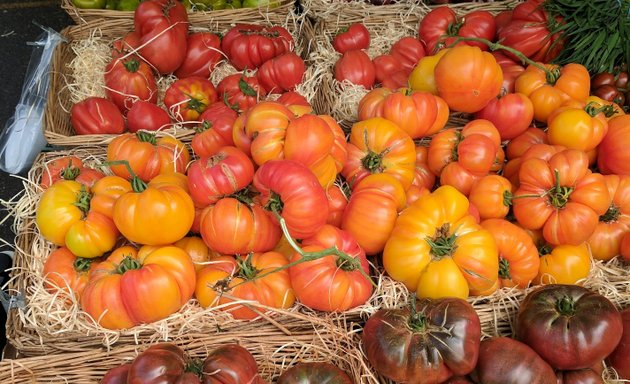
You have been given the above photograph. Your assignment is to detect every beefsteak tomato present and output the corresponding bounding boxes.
[126,101,171,133]
[42,247,97,299]
[217,73,266,113]
[104,55,157,114]
[419,7,496,53]
[334,49,375,89]
[608,308,630,380]
[164,77,218,122]
[191,102,238,158]
[221,24,293,70]
[278,362,353,384]
[174,32,223,79]
[256,52,305,94]
[71,97,125,135]
[332,23,370,54]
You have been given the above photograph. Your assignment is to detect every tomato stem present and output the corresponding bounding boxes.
[72,186,92,215]
[187,95,207,114]
[408,294,428,332]
[599,204,621,223]
[101,160,148,192]
[446,37,555,82]
[61,160,81,181]
[194,120,213,133]
[136,131,158,145]
[230,186,258,206]
[584,101,615,118]
[548,169,573,209]
[556,295,577,316]
[123,58,140,73]
[73,257,94,273]
[498,258,511,280]
[265,191,284,214]
[425,223,458,259]
[237,253,259,280]
[502,190,514,207]
[185,359,204,377]
[116,256,142,274]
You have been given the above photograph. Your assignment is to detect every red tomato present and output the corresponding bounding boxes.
[126,101,171,133]
[419,7,496,53]
[332,23,370,54]
[256,52,306,94]
[253,160,329,239]
[42,247,97,299]
[389,36,426,72]
[71,97,125,135]
[111,31,140,60]
[191,101,237,158]
[276,91,312,116]
[608,309,630,379]
[491,51,525,94]
[372,54,398,84]
[598,115,630,175]
[40,156,104,190]
[476,93,534,140]
[187,146,255,208]
[104,56,157,114]
[381,70,411,90]
[222,24,294,70]
[325,184,348,227]
[334,50,375,89]
[218,73,266,113]
[290,225,373,311]
[163,77,217,122]
[174,32,223,79]
[134,0,188,74]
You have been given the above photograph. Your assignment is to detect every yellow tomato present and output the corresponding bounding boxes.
[535,243,592,285]
[408,49,449,95]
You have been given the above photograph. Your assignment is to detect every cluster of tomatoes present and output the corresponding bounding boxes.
[362,288,629,383]
[100,343,353,383]
[70,0,306,136]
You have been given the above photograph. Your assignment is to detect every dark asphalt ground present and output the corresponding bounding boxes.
[0,0,74,356]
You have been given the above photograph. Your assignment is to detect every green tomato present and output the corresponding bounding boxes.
[104,0,118,9]
[72,0,107,8]
[116,0,140,10]
[223,0,242,9]
[242,0,278,8]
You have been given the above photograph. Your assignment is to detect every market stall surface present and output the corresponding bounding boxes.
[0,0,73,357]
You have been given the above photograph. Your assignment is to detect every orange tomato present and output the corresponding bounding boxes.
[42,247,97,299]
[469,175,514,220]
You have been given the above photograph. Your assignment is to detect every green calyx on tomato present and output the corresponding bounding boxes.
[265,191,285,214]
[237,253,260,280]
[187,96,207,114]
[239,78,258,97]
[123,59,141,73]
[230,186,258,206]
[361,150,386,173]
[103,159,148,193]
[599,204,621,223]
[73,0,107,9]
[499,258,512,280]
[408,297,430,332]
[72,187,92,215]
[547,170,573,208]
[556,295,577,316]
[73,257,95,273]
[61,163,81,181]
[136,131,158,145]
[195,120,213,133]
[425,223,458,259]
[115,255,143,274]
[585,102,615,118]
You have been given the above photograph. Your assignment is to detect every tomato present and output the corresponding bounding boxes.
[342,117,416,190]
[389,36,426,73]
[621,231,630,262]
[232,101,293,162]
[362,297,481,383]
[373,54,398,84]
[134,0,188,74]
[471,337,557,384]
[81,245,196,329]
[358,88,448,139]
[475,93,534,140]
[173,236,211,271]
[468,175,513,220]
[218,73,265,113]
[42,247,96,299]
[111,31,140,60]
[107,132,190,182]
[515,63,590,123]
[412,145,436,190]
[408,49,449,95]
[419,7,496,54]
[104,56,157,114]
[187,146,255,208]
[191,102,238,158]
[89,175,132,220]
[513,149,610,245]
[222,24,293,70]
[276,91,312,117]
[506,126,548,160]
[597,115,630,175]
[608,309,630,380]
[332,23,370,54]
[277,362,351,384]
[480,219,539,289]
[126,101,171,133]
[556,367,604,384]
[434,45,503,113]
[491,51,525,94]
[36,180,119,258]
[497,0,564,63]
[334,49,375,89]
[201,344,266,383]
[587,174,630,261]
[253,160,328,239]
[289,225,372,311]
[40,157,104,190]
[174,32,222,79]
[534,241,591,285]
[164,77,217,122]
[195,252,294,319]
[101,364,131,384]
[113,180,194,246]
[341,174,405,255]
[516,285,623,370]
[257,52,305,94]
[383,185,499,298]
[547,102,609,151]
[70,97,125,135]
[200,196,281,255]
[124,344,200,383]
[325,184,348,227]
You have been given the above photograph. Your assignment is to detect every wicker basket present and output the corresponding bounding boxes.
[61,0,295,24]
[45,12,312,146]
[303,0,520,130]
[0,321,371,383]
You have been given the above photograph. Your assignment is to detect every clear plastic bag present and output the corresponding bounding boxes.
[0,24,66,174]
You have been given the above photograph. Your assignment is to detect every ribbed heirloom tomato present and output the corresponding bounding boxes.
[42,247,97,298]
[598,115,630,175]
[419,7,496,53]
[40,156,104,189]
[513,149,610,245]
[332,23,370,54]
[221,24,294,70]
[546,101,610,151]
[174,32,222,79]
[217,73,266,113]
[104,55,157,114]
[468,175,513,220]
[257,52,306,94]
[191,102,238,158]
[383,185,499,298]
[534,241,591,285]
[164,77,218,122]
[81,245,196,329]
[334,50,375,89]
